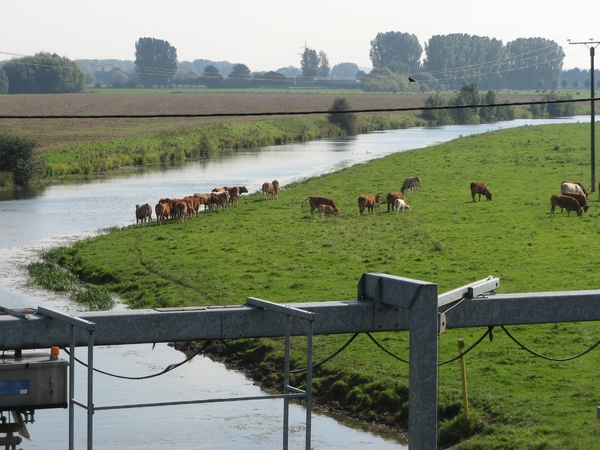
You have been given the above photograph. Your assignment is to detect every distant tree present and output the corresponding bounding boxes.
[111,70,128,88]
[505,38,564,90]
[360,67,411,92]
[423,34,507,91]
[253,71,286,88]
[177,61,195,72]
[369,31,422,71]
[545,93,574,117]
[573,79,580,88]
[318,51,330,79]
[328,97,358,135]
[561,79,569,88]
[584,78,591,88]
[421,93,451,124]
[331,62,359,79]
[0,132,42,186]
[301,48,319,78]
[134,37,177,88]
[276,66,301,77]
[2,52,84,94]
[229,63,251,78]
[479,90,498,122]
[84,72,95,86]
[200,65,223,88]
[449,83,480,124]
[0,68,8,94]
[355,69,367,79]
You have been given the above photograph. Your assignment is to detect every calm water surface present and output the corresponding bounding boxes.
[0,116,591,448]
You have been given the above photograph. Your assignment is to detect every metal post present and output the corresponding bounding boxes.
[408,283,439,449]
[283,314,291,450]
[87,331,94,450]
[305,320,313,450]
[569,39,599,192]
[458,339,469,416]
[69,325,75,450]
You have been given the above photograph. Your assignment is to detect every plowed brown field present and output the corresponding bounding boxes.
[0,91,531,151]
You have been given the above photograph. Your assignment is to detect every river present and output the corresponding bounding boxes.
[0,116,592,449]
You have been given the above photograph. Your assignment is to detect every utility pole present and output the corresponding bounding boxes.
[569,39,599,192]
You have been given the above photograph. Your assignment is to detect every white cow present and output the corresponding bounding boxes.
[394,198,411,213]
[561,182,586,197]
[401,176,420,195]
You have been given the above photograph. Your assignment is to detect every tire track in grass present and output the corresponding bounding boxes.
[133,233,217,304]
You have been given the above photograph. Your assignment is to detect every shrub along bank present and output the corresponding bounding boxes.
[29,123,600,448]
[39,114,425,179]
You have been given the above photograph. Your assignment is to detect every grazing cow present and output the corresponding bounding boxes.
[470,182,492,202]
[318,204,339,217]
[155,202,170,225]
[394,198,411,212]
[358,195,380,215]
[401,176,420,195]
[561,182,587,197]
[386,192,405,212]
[302,196,338,217]
[262,182,275,200]
[562,192,589,212]
[550,195,582,217]
[272,180,281,200]
[135,203,153,226]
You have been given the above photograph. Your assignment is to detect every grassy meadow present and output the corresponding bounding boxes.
[32,121,600,448]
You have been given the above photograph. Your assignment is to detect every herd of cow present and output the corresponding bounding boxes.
[134,180,284,226]
[134,174,592,226]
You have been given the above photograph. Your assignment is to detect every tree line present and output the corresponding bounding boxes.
[0,33,592,94]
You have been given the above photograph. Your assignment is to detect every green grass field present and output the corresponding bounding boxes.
[30,122,600,448]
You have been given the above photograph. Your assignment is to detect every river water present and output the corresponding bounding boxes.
[0,116,591,449]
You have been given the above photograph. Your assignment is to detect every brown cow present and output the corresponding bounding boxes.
[386,192,405,212]
[223,186,248,207]
[470,182,492,202]
[211,191,230,211]
[358,195,380,215]
[562,192,589,213]
[173,200,188,222]
[184,196,200,218]
[262,182,274,200]
[135,203,152,226]
[272,180,281,200]
[318,204,339,217]
[550,195,582,217]
[193,193,213,211]
[302,196,338,217]
[155,202,170,225]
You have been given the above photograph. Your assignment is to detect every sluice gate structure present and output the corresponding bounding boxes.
[3,272,600,449]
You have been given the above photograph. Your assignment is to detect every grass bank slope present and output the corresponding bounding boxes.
[40,122,600,448]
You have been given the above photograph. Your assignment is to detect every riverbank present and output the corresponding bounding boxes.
[29,122,600,448]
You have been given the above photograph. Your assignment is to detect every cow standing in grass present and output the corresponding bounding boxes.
[302,196,338,218]
[401,176,420,195]
[358,195,380,215]
[386,192,405,212]
[135,203,153,226]
[470,182,492,202]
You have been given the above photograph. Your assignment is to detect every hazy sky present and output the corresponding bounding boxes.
[1,0,597,71]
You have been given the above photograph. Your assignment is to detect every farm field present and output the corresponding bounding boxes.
[0,91,542,151]
[32,121,600,448]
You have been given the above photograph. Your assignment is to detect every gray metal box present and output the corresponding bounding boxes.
[0,352,68,410]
